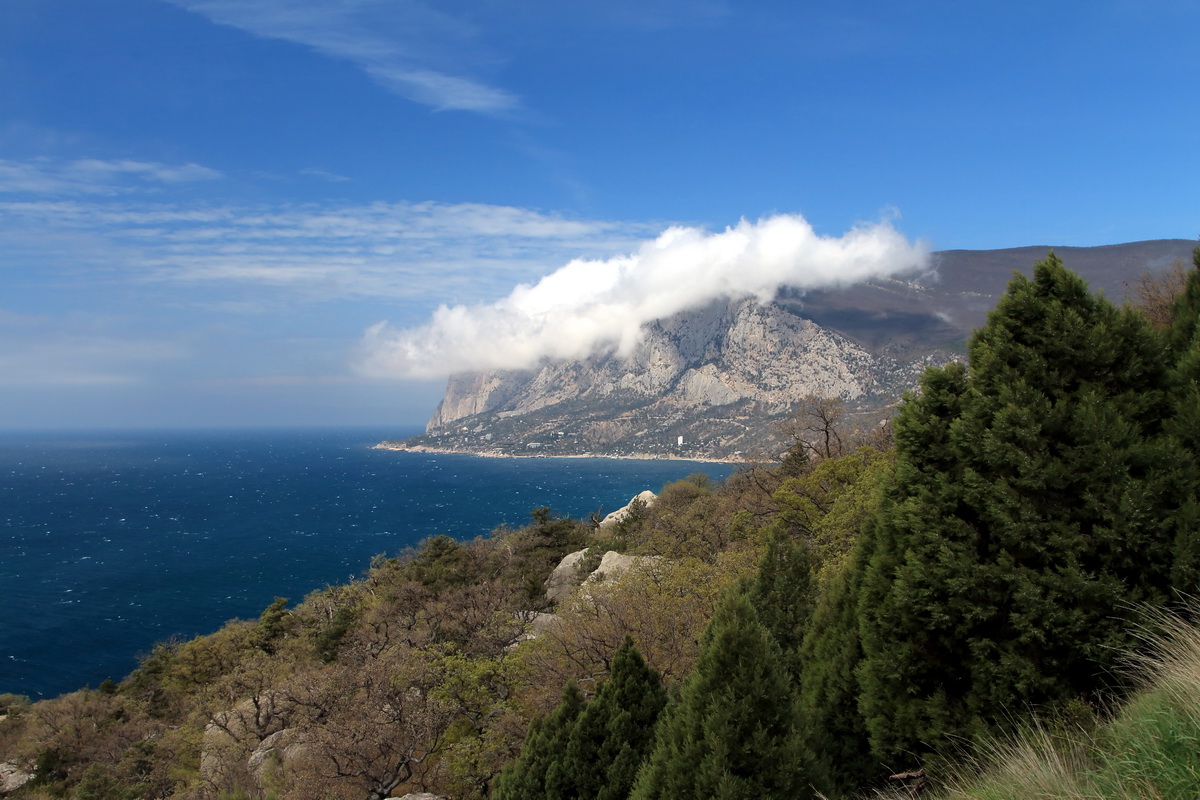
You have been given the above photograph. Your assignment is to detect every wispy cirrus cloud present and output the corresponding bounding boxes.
[164,0,519,114]
[0,158,222,196]
[0,159,657,305]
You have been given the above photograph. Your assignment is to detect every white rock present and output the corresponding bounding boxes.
[0,762,32,795]
[544,548,592,603]
[598,490,657,529]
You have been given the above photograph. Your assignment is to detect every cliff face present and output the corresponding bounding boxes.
[433,298,902,427]
[392,240,1197,460]
[402,297,942,459]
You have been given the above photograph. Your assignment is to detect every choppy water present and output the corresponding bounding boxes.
[0,427,733,698]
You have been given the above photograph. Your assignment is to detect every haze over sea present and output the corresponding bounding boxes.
[1,427,734,699]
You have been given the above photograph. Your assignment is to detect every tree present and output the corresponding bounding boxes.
[630,590,809,800]
[747,528,816,681]
[553,637,667,800]
[491,682,584,800]
[795,543,878,798]
[1164,246,1200,590]
[1129,257,1192,330]
[857,254,1196,770]
[284,655,456,800]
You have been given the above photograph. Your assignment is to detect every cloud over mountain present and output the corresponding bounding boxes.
[359,214,931,378]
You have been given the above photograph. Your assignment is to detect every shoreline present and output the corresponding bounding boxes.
[371,440,747,465]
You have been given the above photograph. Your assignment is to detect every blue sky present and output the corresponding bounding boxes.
[1,0,1197,429]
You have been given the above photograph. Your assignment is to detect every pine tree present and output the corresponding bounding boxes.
[492,682,584,800]
[856,255,1194,768]
[795,542,877,798]
[748,527,816,681]
[630,590,809,800]
[1165,247,1200,592]
[553,637,667,800]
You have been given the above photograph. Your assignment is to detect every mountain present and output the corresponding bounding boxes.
[384,239,1195,460]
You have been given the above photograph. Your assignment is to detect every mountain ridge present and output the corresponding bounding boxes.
[385,239,1196,460]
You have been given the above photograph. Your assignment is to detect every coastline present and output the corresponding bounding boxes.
[371,440,748,465]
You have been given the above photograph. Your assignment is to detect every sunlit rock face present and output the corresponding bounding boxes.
[405,296,929,460]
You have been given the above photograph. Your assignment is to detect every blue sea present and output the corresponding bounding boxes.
[0,427,734,699]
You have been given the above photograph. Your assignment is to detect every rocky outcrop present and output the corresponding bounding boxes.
[599,490,658,529]
[391,297,933,460]
[426,371,534,432]
[429,299,892,429]
[544,547,661,604]
[544,548,592,603]
[201,693,307,796]
[586,551,654,584]
[0,762,32,796]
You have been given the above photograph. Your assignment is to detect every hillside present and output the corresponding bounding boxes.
[2,247,1198,800]
[387,239,1194,460]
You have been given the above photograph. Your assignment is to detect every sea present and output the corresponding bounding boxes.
[0,427,735,700]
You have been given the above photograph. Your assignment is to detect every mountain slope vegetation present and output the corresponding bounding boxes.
[2,247,1199,800]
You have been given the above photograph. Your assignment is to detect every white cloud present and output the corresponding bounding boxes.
[358,214,932,378]
[166,0,519,113]
[300,167,352,183]
[0,189,658,304]
[0,158,222,196]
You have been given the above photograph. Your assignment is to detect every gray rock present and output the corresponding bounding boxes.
[587,551,651,582]
[0,762,32,795]
[247,727,308,782]
[543,548,591,602]
[598,490,657,529]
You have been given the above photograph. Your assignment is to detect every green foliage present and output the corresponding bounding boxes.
[403,534,479,591]
[795,547,876,798]
[747,528,815,680]
[70,764,146,800]
[314,605,357,663]
[256,596,289,653]
[620,474,759,561]
[931,610,1200,800]
[0,692,30,716]
[491,682,585,800]
[492,507,590,605]
[630,590,809,800]
[857,255,1198,772]
[1164,248,1200,591]
[770,445,891,578]
[554,637,667,800]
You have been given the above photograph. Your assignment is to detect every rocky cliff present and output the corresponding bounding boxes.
[385,239,1196,461]
[390,295,945,460]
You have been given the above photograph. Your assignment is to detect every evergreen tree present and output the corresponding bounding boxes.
[748,528,816,681]
[857,255,1194,768]
[1164,247,1200,591]
[552,637,667,800]
[630,590,809,800]
[492,682,584,800]
[795,543,877,798]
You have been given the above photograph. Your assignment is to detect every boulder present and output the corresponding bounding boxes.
[543,548,591,602]
[247,727,308,784]
[598,490,657,529]
[587,551,648,583]
[0,762,32,795]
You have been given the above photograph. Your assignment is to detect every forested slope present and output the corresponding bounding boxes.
[2,248,1199,800]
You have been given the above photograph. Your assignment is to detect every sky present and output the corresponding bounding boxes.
[1,0,1197,430]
